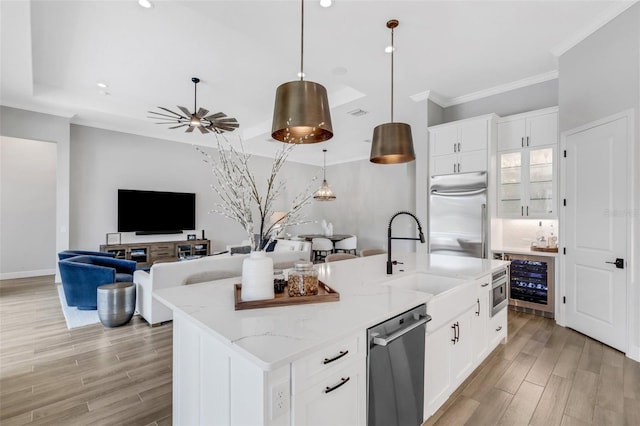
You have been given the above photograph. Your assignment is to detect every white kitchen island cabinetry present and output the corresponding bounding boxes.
[156,253,509,425]
[429,114,497,176]
[471,274,491,364]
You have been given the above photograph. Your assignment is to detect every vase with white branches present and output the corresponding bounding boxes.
[196,134,316,252]
[196,133,317,301]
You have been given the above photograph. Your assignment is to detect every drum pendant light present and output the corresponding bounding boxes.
[271,0,333,144]
[313,149,336,201]
[370,19,415,164]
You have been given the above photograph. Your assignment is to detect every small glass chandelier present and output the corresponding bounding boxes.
[370,19,416,164]
[314,149,336,201]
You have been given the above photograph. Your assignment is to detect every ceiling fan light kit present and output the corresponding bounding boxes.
[148,77,239,135]
[271,0,333,144]
[370,19,416,164]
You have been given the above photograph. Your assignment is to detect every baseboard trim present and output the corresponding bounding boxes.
[0,269,56,280]
[627,343,640,362]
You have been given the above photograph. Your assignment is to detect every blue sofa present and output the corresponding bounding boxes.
[58,255,136,310]
[58,250,115,260]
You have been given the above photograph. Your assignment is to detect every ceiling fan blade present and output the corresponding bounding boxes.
[216,127,236,133]
[204,112,226,120]
[169,124,188,129]
[148,111,187,120]
[177,106,192,117]
[185,126,195,133]
[198,126,209,134]
[215,118,239,124]
[158,106,187,119]
[196,108,209,118]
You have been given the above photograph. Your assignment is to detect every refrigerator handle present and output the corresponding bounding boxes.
[430,188,486,197]
[481,203,487,258]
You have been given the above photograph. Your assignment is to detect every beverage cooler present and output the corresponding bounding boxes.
[501,253,555,318]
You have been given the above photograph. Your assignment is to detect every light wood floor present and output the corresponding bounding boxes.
[2,276,639,426]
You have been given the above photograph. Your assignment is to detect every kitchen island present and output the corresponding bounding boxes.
[155,252,509,425]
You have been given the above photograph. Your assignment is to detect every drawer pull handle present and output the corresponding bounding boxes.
[496,326,502,332]
[481,282,489,287]
[323,350,348,365]
[324,377,350,394]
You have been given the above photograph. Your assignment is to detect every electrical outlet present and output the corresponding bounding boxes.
[271,381,290,419]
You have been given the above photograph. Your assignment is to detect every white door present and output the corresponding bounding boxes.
[563,113,629,352]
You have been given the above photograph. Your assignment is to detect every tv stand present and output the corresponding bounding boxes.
[100,239,210,268]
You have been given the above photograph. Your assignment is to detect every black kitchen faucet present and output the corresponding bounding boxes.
[387,211,426,274]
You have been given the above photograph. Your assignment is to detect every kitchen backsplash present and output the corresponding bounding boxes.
[498,219,559,248]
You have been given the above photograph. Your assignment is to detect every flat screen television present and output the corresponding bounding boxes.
[118,189,196,235]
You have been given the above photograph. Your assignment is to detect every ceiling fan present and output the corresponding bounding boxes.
[148,77,239,134]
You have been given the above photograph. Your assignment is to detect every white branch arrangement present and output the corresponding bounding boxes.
[196,133,317,251]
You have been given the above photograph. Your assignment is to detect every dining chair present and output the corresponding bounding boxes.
[333,236,357,255]
[325,253,357,263]
[360,248,386,257]
[311,237,334,263]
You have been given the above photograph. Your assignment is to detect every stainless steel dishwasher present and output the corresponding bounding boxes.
[367,304,430,426]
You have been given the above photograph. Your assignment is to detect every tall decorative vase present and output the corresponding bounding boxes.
[241,251,274,301]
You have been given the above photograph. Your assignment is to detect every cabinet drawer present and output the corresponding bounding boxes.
[489,307,507,349]
[293,358,366,426]
[292,333,365,394]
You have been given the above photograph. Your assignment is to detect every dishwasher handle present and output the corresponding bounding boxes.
[372,314,431,347]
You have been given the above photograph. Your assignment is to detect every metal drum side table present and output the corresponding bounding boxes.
[97,282,136,327]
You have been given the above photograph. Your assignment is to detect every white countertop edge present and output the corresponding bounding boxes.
[492,247,559,257]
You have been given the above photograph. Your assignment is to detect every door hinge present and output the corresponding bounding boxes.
[563,199,566,206]
[563,247,566,255]
[563,150,567,158]
[563,296,566,304]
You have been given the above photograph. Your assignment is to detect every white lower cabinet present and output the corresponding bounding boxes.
[293,359,366,426]
[489,306,508,349]
[292,333,367,426]
[424,306,475,417]
[472,280,490,363]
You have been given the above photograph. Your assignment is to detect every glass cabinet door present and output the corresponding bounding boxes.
[527,147,554,216]
[499,151,522,217]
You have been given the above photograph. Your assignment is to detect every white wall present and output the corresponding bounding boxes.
[558,3,640,359]
[0,137,57,278]
[0,106,71,280]
[69,125,321,252]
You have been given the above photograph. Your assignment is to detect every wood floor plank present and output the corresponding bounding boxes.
[577,338,603,374]
[432,396,479,426]
[593,405,624,425]
[494,351,536,394]
[552,345,583,380]
[497,380,544,426]
[623,396,640,425]
[560,414,591,426]
[596,363,624,413]
[462,388,512,426]
[530,374,573,426]
[564,369,599,423]
[623,355,640,400]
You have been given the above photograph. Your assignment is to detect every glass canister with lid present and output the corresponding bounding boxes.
[288,261,319,297]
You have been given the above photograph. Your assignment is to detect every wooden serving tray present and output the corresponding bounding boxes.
[234,281,339,310]
[531,246,559,253]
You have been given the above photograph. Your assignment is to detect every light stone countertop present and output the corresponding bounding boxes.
[154,252,509,371]
[492,246,559,257]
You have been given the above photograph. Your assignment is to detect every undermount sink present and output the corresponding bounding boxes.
[383,272,477,331]
[382,272,469,295]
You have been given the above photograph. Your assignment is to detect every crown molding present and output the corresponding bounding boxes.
[410,70,558,109]
[550,0,638,57]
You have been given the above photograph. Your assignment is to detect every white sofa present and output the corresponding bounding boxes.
[134,239,311,325]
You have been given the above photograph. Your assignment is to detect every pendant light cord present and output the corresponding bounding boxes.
[300,0,304,81]
[322,149,327,180]
[390,25,394,123]
[194,80,197,112]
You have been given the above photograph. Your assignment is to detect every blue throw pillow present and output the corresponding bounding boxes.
[265,240,278,252]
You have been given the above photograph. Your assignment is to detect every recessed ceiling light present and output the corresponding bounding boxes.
[97,82,108,89]
[385,46,394,53]
[320,0,332,7]
[138,0,152,9]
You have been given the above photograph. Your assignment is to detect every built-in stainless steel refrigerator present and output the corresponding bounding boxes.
[429,171,487,258]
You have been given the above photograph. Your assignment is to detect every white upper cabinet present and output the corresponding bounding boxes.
[497,107,558,150]
[497,107,558,218]
[429,114,496,176]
